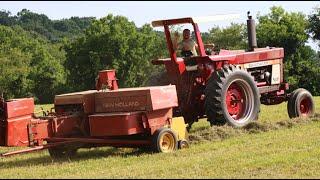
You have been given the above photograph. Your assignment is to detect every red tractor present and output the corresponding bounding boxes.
[151,12,315,129]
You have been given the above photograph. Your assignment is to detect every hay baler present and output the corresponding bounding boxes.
[0,70,189,157]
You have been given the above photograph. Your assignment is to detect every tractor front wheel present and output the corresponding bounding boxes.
[287,88,315,118]
[205,65,260,127]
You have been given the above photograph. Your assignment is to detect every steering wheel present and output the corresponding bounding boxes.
[181,50,193,57]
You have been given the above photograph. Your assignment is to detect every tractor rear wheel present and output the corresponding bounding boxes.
[152,127,178,153]
[287,88,315,118]
[205,65,260,127]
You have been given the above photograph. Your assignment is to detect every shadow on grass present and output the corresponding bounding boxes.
[0,147,154,169]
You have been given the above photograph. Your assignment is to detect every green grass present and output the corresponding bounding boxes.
[34,104,54,116]
[0,97,319,178]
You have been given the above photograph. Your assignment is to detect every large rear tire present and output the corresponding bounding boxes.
[287,88,315,118]
[205,65,260,127]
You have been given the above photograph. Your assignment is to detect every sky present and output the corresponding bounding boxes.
[1,1,319,50]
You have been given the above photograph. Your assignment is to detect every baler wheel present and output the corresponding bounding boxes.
[287,88,315,118]
[152,128,178,153]
[205,65,260,127]
[48,145,78,159]
[178,140,189,149]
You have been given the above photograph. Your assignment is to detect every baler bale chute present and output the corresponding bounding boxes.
[0,12,315,158]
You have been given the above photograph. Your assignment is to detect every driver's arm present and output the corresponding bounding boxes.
[194,41,200,55]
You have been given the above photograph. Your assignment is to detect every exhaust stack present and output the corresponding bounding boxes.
[247,11,257,51]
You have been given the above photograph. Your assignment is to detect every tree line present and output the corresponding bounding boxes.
[0,6,319,103]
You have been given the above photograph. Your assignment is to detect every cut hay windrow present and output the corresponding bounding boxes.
[189,113,320,144]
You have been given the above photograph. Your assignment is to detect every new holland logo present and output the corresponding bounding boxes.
[103,101,140,109]
[13,106,29,111]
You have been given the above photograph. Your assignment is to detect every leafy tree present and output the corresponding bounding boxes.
[207,23,247,50]
[52,17,95,41]
[308,7,320,46]
[0,25,33,99]
[256,6,319,95]
[27,43,66,102]
[0,9,94,43]
[0,25,66,103]
[285,46,320,95]
[257,6,309,57]
[16,9,55,40]
[64,14,167,91]
[0,10,16,26]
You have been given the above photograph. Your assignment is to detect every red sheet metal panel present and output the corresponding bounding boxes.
[29,119,54,145]
[6,115,32,146]
[96,69,118,90]
[53,115,82,137]
[234,48,284,64]
[54,90,97,114]
[89,112,145,136]
[146,108,173,135]
[95,85,178,113]
[3,98,34,147]
[5,98,34,119]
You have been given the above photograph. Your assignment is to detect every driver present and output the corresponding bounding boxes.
[173,28,198,57]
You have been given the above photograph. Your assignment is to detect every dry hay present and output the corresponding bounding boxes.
[188,113,320,144]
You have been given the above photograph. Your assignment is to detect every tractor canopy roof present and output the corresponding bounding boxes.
[151,13,240,27]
